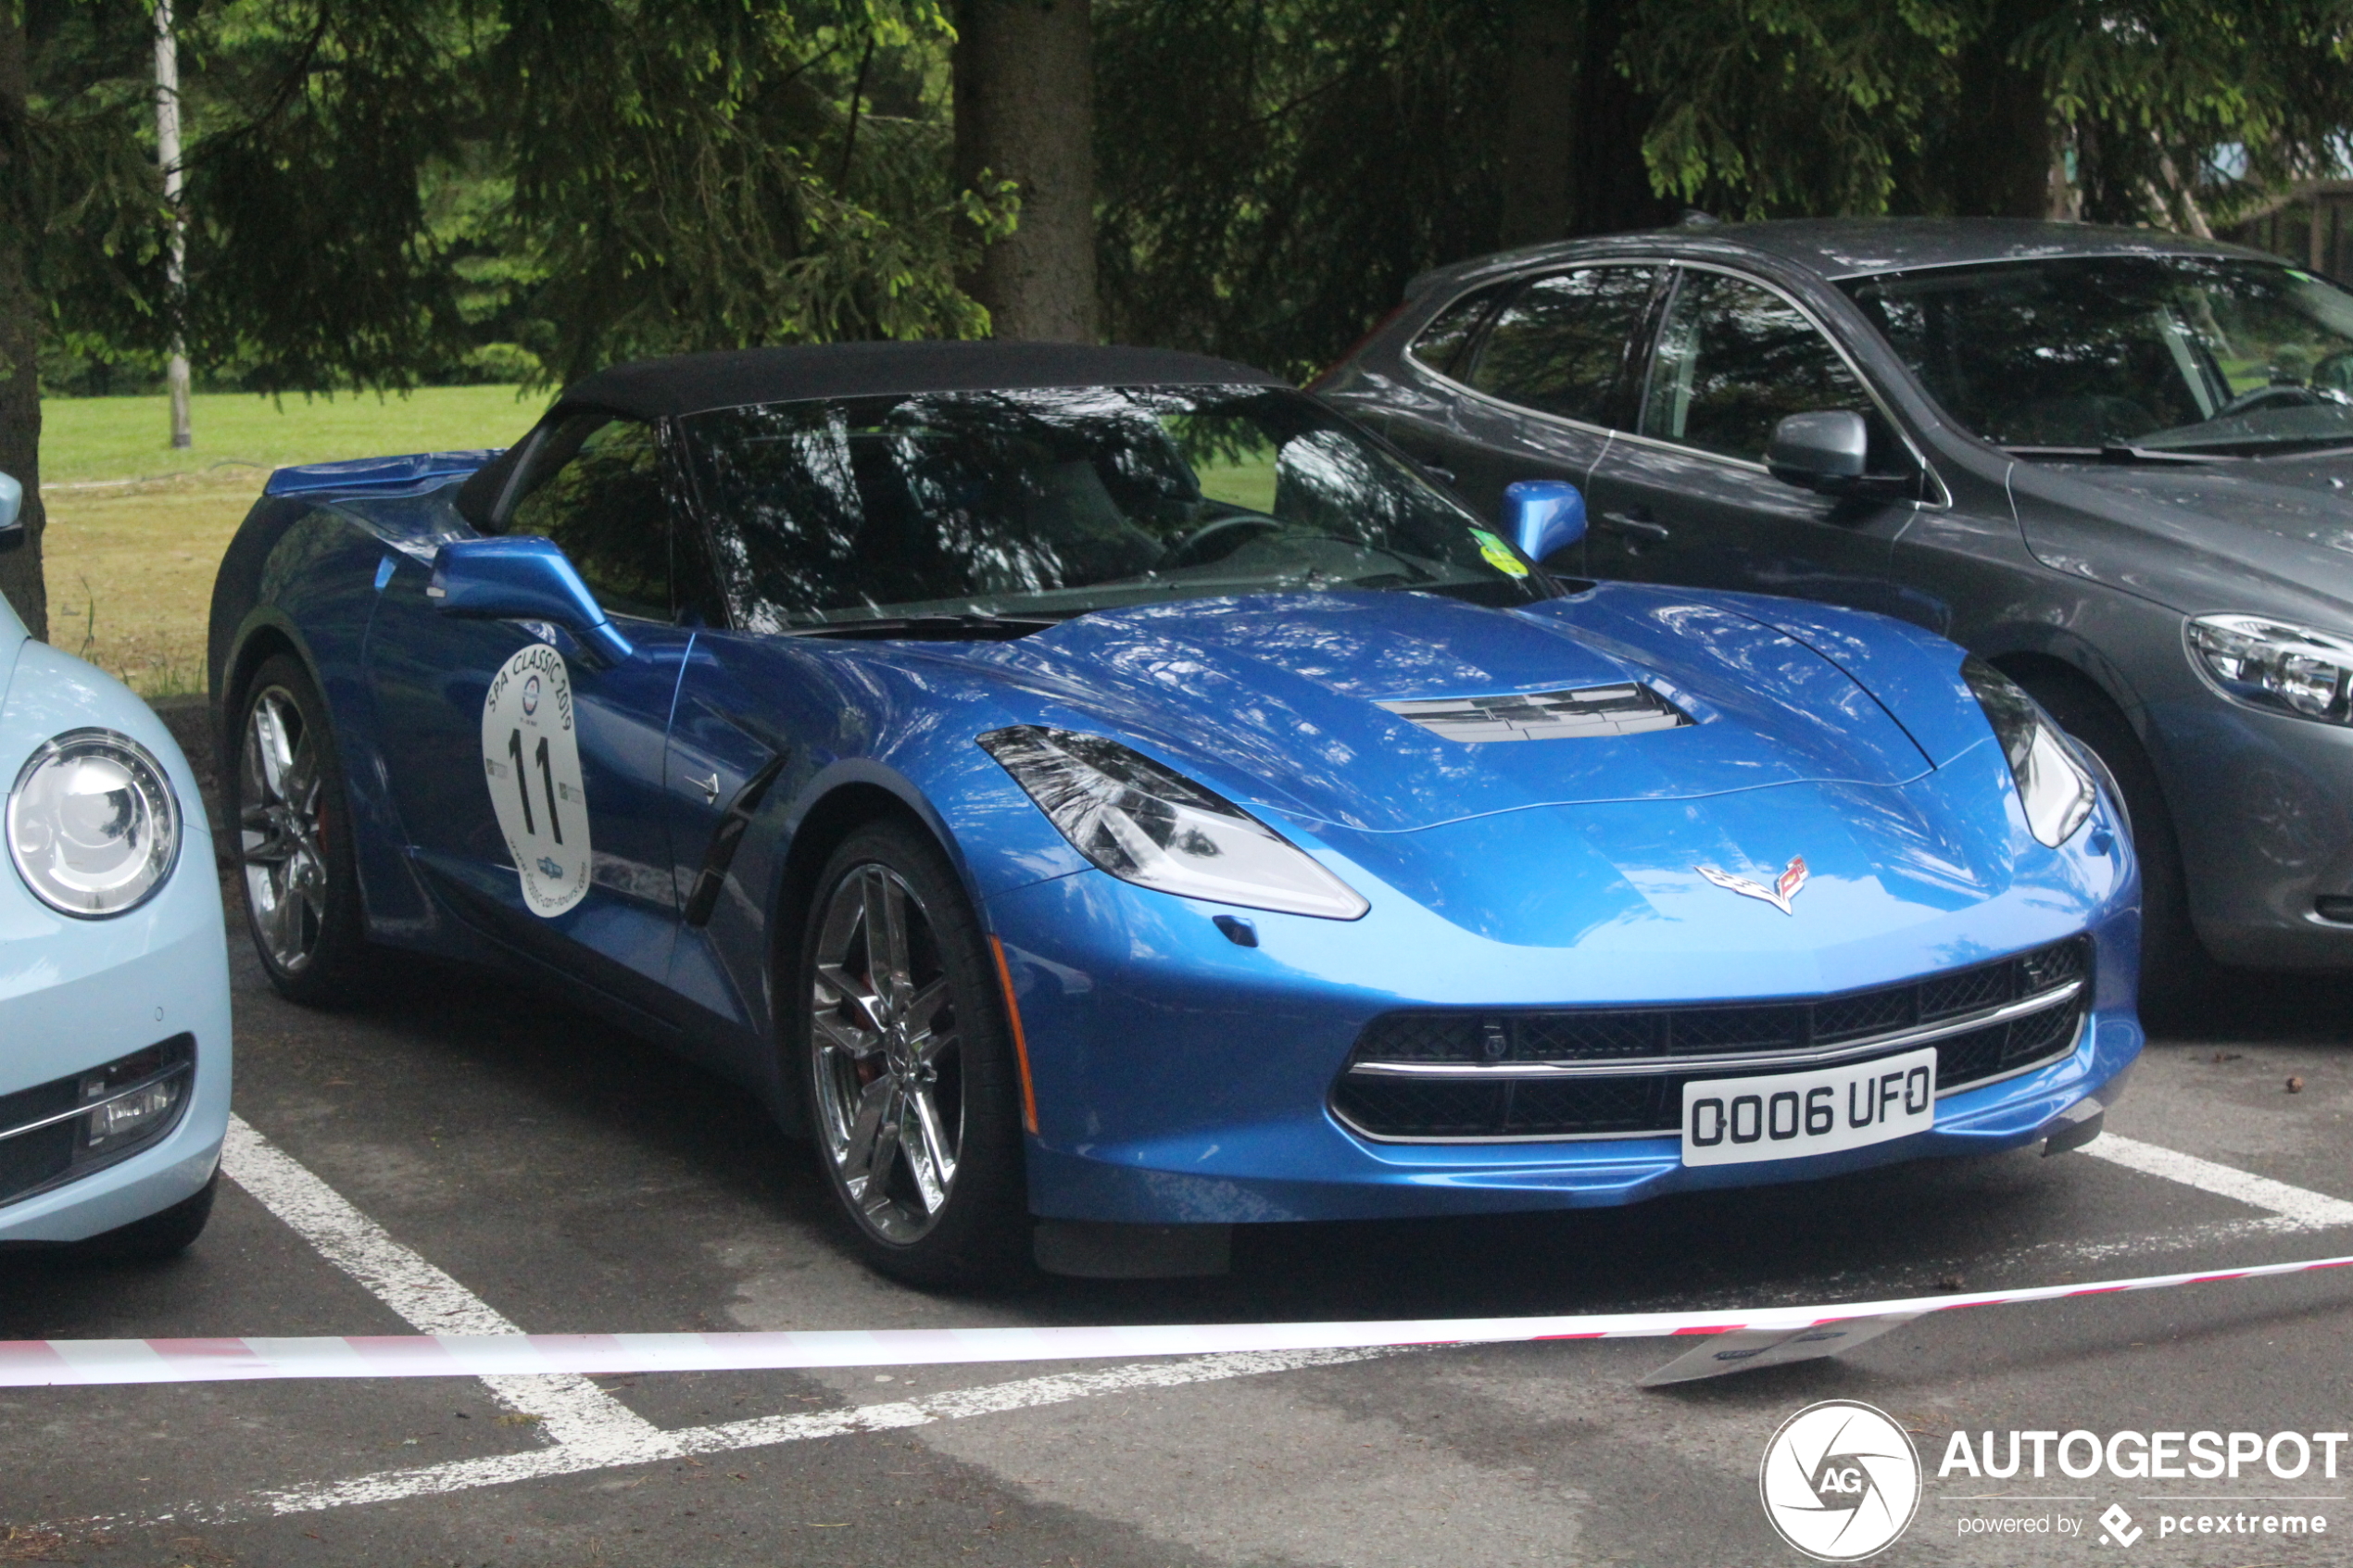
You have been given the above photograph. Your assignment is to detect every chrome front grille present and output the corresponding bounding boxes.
[1330,936,2091,1143]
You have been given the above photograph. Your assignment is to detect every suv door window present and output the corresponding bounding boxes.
[506,413,674,621]
[1464,266,1659,426]
[1642,269,1901,468]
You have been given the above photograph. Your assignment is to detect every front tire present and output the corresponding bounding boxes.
[230,654,377,1005]
[799,822,1028,1287]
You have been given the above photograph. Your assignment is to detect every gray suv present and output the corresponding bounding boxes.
[1318,219,2353,1014]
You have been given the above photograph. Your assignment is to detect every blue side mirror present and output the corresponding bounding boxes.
[0,472,23,552]
[1502,480,1586,564]
[428,535,634,663]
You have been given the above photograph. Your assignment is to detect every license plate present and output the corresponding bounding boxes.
[1680,1047,1937,1167]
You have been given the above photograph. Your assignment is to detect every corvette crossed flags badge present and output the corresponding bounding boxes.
[1696,855,1809,915]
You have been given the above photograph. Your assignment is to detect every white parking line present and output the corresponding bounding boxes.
[207,1115,1402,1525]
[176,1347,1392,1524]
[180,1114,2350,1528]
[220,1116,660,1449]
[2085,1134,2353,1229]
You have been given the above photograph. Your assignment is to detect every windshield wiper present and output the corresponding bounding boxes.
[2100,444,2230,465]
[2231,441,2353,462]
[779,611,1067,642]
[2003,444,2228,466]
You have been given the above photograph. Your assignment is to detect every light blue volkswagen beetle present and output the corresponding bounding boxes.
[0,471,231,1257]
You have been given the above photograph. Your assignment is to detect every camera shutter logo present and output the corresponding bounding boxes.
[1759,1399,1921,1561]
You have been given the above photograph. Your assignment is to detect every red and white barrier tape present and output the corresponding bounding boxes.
[5,1250,2347,1389]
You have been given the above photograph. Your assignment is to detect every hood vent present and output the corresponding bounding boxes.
[1378,683,1692,744]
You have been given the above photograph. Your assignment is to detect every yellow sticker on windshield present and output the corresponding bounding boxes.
[1470,529,1529,578]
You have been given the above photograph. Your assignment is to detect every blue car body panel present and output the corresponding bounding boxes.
[209,444,2141,1228]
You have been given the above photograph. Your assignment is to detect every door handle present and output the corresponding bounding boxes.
[1597,511,1670,542]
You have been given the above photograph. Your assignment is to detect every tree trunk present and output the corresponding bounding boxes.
[0,0,45,641]
[156,0,191,449]
[1497,0,1579,247]
[953,0,1098,342]
[1567,0,1675,235]
[1943,0,2060,219]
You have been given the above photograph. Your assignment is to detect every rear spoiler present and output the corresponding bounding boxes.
[264,449,503,498]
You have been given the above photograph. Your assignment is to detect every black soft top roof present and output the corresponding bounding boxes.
[557,341,1282,421]
[456,340,1285,526]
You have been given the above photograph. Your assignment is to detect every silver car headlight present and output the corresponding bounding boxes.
[978,726,1368,920]
[7,729,182,917]
[1961,659,2095,848]
[2187,613,2353,724]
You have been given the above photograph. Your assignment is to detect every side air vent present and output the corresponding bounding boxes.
[1377,684,1691,744]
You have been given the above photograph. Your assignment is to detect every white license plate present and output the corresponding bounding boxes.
[1680,1046,1938,1167]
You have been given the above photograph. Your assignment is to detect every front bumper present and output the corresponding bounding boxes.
[2155,686,2353,967]
[0,913,232,1243]
[0,657,233,1244]
[987,805,2140,1226]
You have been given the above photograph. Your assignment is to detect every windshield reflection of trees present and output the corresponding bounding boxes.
[683,385,1542,631]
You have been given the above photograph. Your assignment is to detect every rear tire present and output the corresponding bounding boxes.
[2012,668,2215,1027]
[229,654,379,1005]
[797,821,1030,1288]
[81,1172,216,1262]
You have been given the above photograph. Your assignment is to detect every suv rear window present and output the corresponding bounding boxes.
[1405,285,1505,377]
[1465,266,1659,427]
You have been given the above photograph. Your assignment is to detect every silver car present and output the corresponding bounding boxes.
[1320,219,2353,1015]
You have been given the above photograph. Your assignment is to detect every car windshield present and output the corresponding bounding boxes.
[681,384,1549,632]
[1841,256,2353,458]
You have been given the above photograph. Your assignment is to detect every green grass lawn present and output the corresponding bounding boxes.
[37,383,544,485]
[31,385,545,696]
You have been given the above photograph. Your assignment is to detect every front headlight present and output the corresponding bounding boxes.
[7,729,182,917]
[978,726,1369,920]
[1961,659,2095,848]
[2186,613,2353,723]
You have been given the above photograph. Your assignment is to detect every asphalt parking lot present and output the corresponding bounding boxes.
[4,708,2351,1566]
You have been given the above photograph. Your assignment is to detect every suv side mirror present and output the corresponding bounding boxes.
[1502,479,1586,564]
[428,535,634,663]
[0,472,23,552]
[1766,411,1871,493]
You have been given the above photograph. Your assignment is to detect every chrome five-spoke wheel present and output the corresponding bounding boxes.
[809,861,967,1246]
[241,685,330,975]
[233,653,370,1005]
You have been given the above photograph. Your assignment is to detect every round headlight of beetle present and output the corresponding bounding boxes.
[7,728,182,917]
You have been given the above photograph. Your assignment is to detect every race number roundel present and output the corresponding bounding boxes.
[481,643,591,917]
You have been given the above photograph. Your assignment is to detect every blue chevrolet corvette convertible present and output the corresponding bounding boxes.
[208,343,2141,1283]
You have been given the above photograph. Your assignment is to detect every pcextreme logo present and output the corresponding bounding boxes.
[1760,1399,1923,1561]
